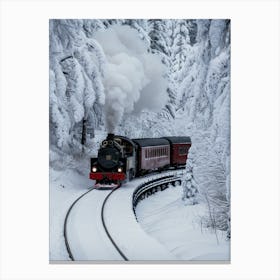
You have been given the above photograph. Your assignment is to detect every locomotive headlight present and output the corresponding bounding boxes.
[117,167,122,173]
[92,166,97,172]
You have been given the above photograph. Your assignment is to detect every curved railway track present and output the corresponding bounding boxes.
[132,173,183,215]
[100,186,129,261]
[64,187,129,261]
[63,187,96,260]
[63,170,183,261]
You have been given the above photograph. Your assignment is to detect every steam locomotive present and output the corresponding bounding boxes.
[89,133,191,188]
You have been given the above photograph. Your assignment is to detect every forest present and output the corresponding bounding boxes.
[49,19,231,239]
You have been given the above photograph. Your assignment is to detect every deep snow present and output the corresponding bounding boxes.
[50,166,229,261]
[49,167,92,260]
[136,185,230,261]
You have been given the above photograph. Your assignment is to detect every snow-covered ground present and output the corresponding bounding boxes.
[49,167,93,260]
[50,129,106,260]
[64,175,177,261]
[50,166,229,261]
[136,185,230,261]
[65,188,124,261]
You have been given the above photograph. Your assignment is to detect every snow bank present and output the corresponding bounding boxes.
[136,185,230,261]
[49,167,93,260]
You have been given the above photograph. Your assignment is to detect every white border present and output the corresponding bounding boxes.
[1,0,279,279]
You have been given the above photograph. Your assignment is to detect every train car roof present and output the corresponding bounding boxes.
[132,138,170,147]
[161,136,191,144]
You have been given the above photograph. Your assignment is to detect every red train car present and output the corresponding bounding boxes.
[162,136,192,166]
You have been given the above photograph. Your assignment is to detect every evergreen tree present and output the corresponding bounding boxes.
[49,20,105,167]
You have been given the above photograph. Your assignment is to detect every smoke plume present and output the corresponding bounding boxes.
[94,25,168,132]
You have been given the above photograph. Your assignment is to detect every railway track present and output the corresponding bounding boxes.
[64,186,129,261]
[132,173,183,215]
[63,187,96,261]
[101,186,129,261]
[63,170,183,261]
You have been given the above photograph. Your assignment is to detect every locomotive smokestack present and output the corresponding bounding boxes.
[107,133,115,141]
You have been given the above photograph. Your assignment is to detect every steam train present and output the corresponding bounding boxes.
[89,133,191,188]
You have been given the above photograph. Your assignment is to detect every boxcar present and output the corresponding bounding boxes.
[132,138,170,173]
[162,136,191,166]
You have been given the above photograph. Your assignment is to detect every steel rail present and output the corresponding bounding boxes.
[101,186,129,261]
[63,187,96,261]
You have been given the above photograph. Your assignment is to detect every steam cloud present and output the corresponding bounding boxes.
[94,25,168,133]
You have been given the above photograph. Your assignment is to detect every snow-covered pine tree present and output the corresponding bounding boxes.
[148,20,178,120]
[123,19,151,46]
[148,19,169,56]
[182,158,199,205]
[49,20,106,167]
[172,20,189,73]
[179,19,230,237]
